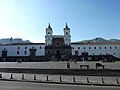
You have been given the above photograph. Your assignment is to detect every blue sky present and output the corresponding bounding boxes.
[0,0,120,43]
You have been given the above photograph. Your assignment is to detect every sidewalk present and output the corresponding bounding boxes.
[0,72,120,86]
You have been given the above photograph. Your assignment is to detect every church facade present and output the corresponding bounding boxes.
[45,23,72,60]
[0,23,120,62]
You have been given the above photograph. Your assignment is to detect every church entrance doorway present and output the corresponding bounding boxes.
[56,50,61,59]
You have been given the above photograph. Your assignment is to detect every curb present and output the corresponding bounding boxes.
[0,68,120,76]
[0,78,120,87]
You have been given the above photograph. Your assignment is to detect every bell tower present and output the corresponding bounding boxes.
[64,23,71,45]
[45,23,53,46]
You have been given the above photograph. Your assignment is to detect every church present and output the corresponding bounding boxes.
[0,23,120,62]
[45,23,72,60]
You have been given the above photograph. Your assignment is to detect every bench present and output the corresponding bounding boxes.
[80,65,89,69]
[96,63,105,69]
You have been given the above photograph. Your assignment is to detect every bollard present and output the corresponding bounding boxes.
[67,62,70,69]
[87,77,89,83]
[34,75,36,80]
[0,74,2,78]
[10,74,13,79]
[116,78,119,84]
[46,76,49,81]
[101,77,104,83]
[73,76,75,82]
[60,76,62,82]
[22,74,24,80]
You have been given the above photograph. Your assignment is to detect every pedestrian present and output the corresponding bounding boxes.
[70,59,72,62]
[74,59,77,64]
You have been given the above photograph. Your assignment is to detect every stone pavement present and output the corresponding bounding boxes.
[0,61,120,69]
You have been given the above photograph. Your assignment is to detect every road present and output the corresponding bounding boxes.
[0,81,119,90]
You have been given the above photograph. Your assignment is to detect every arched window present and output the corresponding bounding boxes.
[48,32,50,35]
[105,47,106,49]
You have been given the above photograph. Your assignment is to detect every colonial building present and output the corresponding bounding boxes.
[45,23,72,60]
[0,23,120,62]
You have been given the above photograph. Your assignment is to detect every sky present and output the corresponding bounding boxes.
[0,0,120,43]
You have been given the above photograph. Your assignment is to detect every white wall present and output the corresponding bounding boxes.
[0,43,120,58]
[71,44,120,58]
[0,44,45,57]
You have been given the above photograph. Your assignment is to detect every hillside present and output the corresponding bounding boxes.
[0,38,31,44]
[74,37,120,43]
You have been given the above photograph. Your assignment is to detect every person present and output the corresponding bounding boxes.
[17,59,22,64]
[70,59,72,62]
[82,57,85,62]
[74,59,77,64]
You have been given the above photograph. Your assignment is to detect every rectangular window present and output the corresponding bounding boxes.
[99,47,101,49]
[78,47,80,49]
[89,47,91,49]
[115,47,117,49]
[84,47,85,49]
[40,47,42,49]
[24,51,27,54]
[18,47,20,49]
[25,47,27,49]
[72,47,74,49]
[110,47,112,49]
[17,51,19,55]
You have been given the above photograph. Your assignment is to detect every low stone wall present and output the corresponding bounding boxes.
[0,68,120,76]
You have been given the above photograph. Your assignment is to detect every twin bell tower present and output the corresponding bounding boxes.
[45,23,71,46]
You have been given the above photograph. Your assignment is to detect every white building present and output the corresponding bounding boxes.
[71,42,120,58]
[0,23,120,61]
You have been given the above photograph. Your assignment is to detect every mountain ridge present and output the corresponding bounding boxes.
[0,37,120,44]
[73,37,120,43]
[0,38,31,44]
